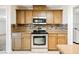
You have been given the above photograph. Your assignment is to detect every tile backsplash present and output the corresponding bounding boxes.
[46,24,67,31]
[12,24,67,32]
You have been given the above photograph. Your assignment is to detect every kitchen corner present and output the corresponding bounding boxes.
[1,5,79,54]
[11,5,68,53]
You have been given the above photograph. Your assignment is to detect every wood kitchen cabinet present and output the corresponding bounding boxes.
[48,33,58,51]
[48,33,67,51]
[33,10,46,17]
[16,10,63,24]
[12,32,31,51]
[16,10,25,24]
[25,10,32,24]
[46,11,53,24]
[16,10,33,24]
[33,5,47,10]
[21,32,31,51]
[12,37,22,51]
[58,33,67,44]
[53,10,62,24]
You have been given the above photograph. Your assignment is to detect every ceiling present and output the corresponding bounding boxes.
[16,5,68,9]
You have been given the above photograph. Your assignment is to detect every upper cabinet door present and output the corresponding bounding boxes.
[38,11,46,17]
[46,11,53,24]
[53,10,62,24]
[33,10,38,17]
[25,10,32,24]
[16,10,25,24]
[33,10,46,17]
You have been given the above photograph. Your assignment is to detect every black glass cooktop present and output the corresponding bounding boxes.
[32,30,48,34]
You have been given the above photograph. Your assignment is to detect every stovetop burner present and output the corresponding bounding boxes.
[32,30,48,34]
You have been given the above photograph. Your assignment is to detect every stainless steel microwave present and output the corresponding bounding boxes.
[33,17,46,24]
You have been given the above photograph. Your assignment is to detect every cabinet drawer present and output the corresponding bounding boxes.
[48,33,57,36]
[22,32,31,36]
[58,33,67,36]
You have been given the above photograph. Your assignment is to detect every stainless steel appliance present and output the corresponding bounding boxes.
[33,17,46,24]
[31,30,48,49]
[73,25,79,43]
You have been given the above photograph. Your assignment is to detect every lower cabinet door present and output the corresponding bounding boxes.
[12,38,22,51]
[48,36,57,51]
[58,36,67,44]
[58,33,67,44]
[21,33,31,51]
[12,33,31,51]
[21,37,31,51]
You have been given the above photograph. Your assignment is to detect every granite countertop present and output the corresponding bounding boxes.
[12,27,32,33]
[57,44,79,54]
[47,30,67,33]
[12,26,67,33]
[12,30,67,34]
[12,30,32,34]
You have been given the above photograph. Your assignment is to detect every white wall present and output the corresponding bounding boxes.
[68,6,73,45]
[0,6,7,51]
[0,6,6,34]
[6,6,12,53]
[11,6,16,24]
[73,7,79,27]
[62,6,68,24]
[0,21,6,34]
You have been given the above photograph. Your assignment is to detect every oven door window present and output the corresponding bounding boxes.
[33,36,46,45]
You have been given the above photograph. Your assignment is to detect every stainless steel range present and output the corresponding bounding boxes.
[31,17,48,52]
[31,30,48,52]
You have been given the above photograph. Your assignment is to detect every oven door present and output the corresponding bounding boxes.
[32,34,48,48]
[33,36,46,45]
